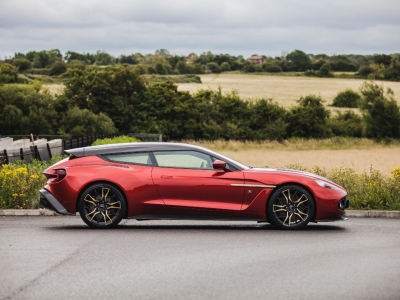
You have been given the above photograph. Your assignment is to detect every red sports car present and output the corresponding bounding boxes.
[39,142,350,229]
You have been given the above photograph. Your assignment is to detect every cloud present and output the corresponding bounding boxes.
[1,0,399,58]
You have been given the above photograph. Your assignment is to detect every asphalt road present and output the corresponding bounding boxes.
[1,217,399,300]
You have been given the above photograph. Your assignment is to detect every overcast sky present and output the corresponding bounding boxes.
[1,0,399,59]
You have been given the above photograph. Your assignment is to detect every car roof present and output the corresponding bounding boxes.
[65,142,249,170]
[65,142,211,157]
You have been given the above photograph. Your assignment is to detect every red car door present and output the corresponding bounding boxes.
[151,150,245,211]
[152,167,245,210]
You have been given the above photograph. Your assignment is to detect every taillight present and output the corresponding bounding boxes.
[44,169,67,183]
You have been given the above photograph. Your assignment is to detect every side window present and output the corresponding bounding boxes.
[104,153,152,165]
[154,151,213,169]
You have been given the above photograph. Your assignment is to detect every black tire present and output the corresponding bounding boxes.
[267,185,314,230]
[78,183,126,229]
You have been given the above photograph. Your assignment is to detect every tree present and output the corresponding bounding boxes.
[154,49,170,57]
[242,62,255,72]
[175,61,187,74]
[206,62,221,73]
[318,63,333,77]
[329,55,358,72]
[126,81,212,140]
[286,95,331,138]
[64,51,89,64]
[359,82,400,139]
[0,84,59,134]
[373,54,392,68]
[94,51,112,65]
[220,62,231,72]
[155,63,167,75]
[383,61,400,81]
[118,54,137,65]
[63,66,147,131]
[60,107,116,137]
[284,50,312,71]
[0,104,23,134]
[31,50,61,68]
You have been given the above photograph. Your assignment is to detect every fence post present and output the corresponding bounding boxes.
[46,143,52,159]
[34,146,41,160]
[20,148,24,161]
[3,149,9,164]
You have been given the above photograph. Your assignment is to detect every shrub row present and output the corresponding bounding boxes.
[1,66,400,141]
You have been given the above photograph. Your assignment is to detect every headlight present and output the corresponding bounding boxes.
[315,179,341,190]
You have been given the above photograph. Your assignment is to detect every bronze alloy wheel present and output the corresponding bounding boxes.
[79,183,126,228]
[267,185,314,230]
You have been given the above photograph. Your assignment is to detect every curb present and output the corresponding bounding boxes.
[0,209,61,216]
[1,209,400,218]
[345,210,400,219]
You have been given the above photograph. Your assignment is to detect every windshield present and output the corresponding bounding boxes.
[201,148,250,170]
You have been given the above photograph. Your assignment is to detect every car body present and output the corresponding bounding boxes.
[39,142,350,229]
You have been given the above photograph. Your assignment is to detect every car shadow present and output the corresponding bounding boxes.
[46,222,347,232]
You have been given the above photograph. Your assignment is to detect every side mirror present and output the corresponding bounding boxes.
[213,160,226,171]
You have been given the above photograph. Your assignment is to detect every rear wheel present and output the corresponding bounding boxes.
[78,183,126,228]
[267,185,314,230]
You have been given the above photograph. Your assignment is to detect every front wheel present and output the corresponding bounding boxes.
[267,185,314,230]
[78,183,126,228]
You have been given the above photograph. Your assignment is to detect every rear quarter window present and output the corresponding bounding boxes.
[103,153,152,165]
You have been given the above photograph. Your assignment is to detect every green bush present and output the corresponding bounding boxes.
[286,95,332,138]
[328,111,363,137]
[357,65,374,77]
[304,70,318,77]
[0,63,18,83]
[49,60,68,76]
[263,64,282,73]
[318,63,333,77]
[331,89,361,108]
[13,58,32,72]
[92,135,140,146]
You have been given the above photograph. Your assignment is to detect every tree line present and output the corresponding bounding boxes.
[1,65,399,141]
[1,48,400,81]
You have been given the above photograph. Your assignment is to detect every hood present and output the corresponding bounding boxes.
[250,167,342,187]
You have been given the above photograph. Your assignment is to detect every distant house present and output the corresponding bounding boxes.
[246,55,266,64]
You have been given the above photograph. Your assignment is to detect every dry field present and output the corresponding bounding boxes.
[190,140,400,176]
[43,84,64,95]
[177,74,400,107]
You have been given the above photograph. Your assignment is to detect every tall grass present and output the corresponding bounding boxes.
[0,156,64,209]
[285,164,400,210]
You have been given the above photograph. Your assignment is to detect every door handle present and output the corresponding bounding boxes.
[161,175,173,179]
